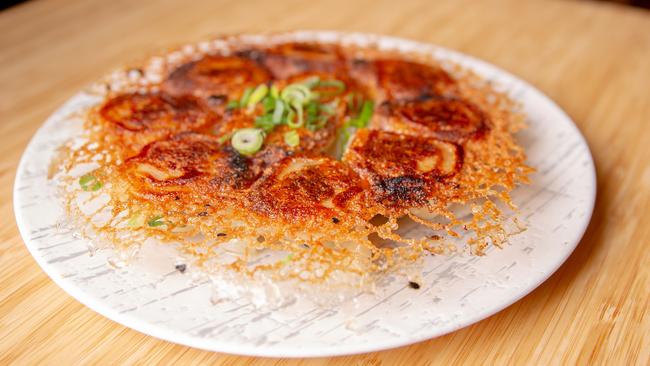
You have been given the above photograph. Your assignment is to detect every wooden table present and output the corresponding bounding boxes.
[1,0,649,364]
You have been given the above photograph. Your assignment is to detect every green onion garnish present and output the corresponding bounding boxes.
[349,100,374,128]
[335,99,375,158]
[254,114,276,132]
[301,76,321,88]
[270,85,279,99]
[315,79,346,97]
[227,80,348,151]
[226,100,239,110]
[272,99,286,124]
[262,96,276,113]
[79,173,102,191]
[287,106,304,128]
[247,84,268,108]
[239,87,253,106]
[231,128,265,155]
[147,215,165,227]
[281,84,313,108]
[284,130,300,147]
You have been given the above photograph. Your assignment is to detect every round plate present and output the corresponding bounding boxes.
[14,31,596,357]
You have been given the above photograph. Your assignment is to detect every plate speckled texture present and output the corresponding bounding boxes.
[13,32,596,357]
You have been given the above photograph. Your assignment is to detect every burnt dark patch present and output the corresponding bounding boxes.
[374,175,427,207]
[219,145,254,188]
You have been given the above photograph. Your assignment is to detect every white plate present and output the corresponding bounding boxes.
[14,31,596,357]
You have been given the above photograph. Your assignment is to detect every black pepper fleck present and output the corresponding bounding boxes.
[332,217,340,224]
[198,211,208,217]
[408,281,420,289]
[175,264,187,273]
[217,233,227,237]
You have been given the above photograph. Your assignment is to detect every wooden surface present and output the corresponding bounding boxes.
[1,0,649,364]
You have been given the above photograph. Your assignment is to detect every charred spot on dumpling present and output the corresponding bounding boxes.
[343,129,463,210]
[122,133,257,198]
[375,176,428,207]
[375,59,456,101]
[208,145,260,192]
[375,96,489,142]
[250,42,346,80]
[97,93,218,157]
[161,55,271,101]
[247,156,369,222]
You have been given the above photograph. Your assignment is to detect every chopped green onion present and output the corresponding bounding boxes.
[287,107,304,128]
[284,130,300,147]
[349,100,374,128]
[262,96,276,113]
[226,100,239,110]
[254,114,276,132]
[335,100,375,159]
[346,92,361,111]
[79,173,102,191]
[285,108,296,128]
[272,99,286,124]
[224,80,348,152]
[315,79,346,97]
[247,84,268,108]
[281,84,312,105]
[280,83,315,128]
[319,102,336,115]
[239,87,253,106]
[304,101,323,131]
[148,215,165,227]
[270,85,279,99]
[231,128,264,155]
[301,76,321,88]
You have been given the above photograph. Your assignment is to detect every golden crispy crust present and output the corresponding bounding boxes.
[240,42,347,80]
[246,156,370,223]
[96,92,218,158]
[349,58,458,103]
[374,96,489,142]
[344,129,462,211]
[121,132,258,201]
[161,55,271,101]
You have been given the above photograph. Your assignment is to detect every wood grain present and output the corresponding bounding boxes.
[1,0,648,364]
